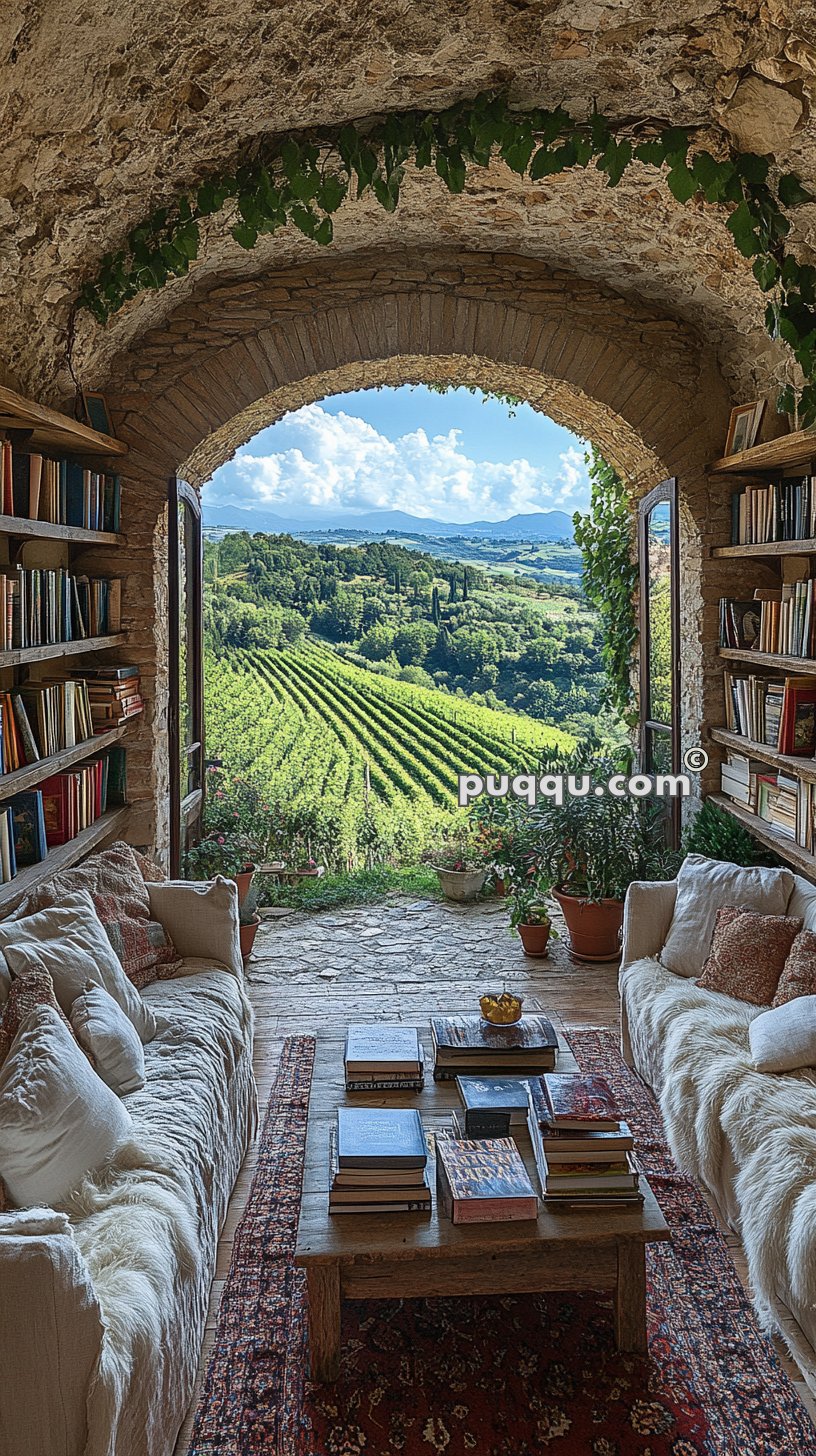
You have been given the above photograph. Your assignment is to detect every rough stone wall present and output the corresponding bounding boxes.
[98,250,730,852]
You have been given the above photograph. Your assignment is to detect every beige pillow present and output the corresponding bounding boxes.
[0,892,157,1043]
[660,855,794,978]
[146,876,242,975]
[70,982,146,1095]
[0,1005,132,1207]
[750,996,816,1073]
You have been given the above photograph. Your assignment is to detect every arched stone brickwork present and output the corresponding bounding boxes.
[101,251,732,858]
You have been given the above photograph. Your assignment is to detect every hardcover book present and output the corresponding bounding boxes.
[9,789,47,866]
[336,1107,427,1169]
[531,1074,621,1131]
[344,1024,422,1074]
[456,1076,531,1136]
[432,1014,558,1054]
[436,1136,537,1224]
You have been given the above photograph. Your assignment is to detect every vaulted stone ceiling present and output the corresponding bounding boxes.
[1,0,815,409]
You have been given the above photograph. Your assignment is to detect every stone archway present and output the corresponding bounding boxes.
[100,250,731,859]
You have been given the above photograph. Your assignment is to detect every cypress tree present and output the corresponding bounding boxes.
[462,568,469,601]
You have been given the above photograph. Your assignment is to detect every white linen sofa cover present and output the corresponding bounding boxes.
[619,872,816,1383]
[0,880,257,1456]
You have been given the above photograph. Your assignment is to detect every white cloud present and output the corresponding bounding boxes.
[204,403,590,523]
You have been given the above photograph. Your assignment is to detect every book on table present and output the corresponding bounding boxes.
[435,1135,538,1224]
[330,1107,430,1214]
[527,1075,642,1208]
[431,1013,557,1079]
[455,1075,531,1138]
[344,1023,424,1089]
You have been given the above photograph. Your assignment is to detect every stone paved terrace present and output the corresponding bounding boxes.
[175,894,816,1451]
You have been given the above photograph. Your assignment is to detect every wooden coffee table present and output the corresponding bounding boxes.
[294,1024,670,1381]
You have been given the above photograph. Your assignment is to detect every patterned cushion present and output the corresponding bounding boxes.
[0,954,78,1067]
[773,927,816,1007]
[697,905,803,1006]
[14,841,179,989]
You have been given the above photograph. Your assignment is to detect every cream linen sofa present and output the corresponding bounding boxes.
[0,877,257,1456]
[620,869,816,1388]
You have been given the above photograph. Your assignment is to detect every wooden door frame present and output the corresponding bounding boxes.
[637,477,681,845]
[168,477,204,876]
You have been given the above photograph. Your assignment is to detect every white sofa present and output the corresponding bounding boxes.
[620,870,816,1386]
[0,879,257,1456]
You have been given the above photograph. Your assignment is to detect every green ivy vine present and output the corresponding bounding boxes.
[573,448,639,721]
[77,92,816,423]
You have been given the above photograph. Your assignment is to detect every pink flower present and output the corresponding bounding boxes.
[217,836,225,845]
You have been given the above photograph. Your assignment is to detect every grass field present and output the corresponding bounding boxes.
[205,641,574,869]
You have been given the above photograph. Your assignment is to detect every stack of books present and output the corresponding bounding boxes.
[0,443,121,532]
[343,1024,424,1091]
[752,770,816,847]
[730,477,816,545]
[74,666,143,731]
[436,1135,538,1224]
[0,568,121,650]
[720,584,816,660]
[720,751,766,809]
[431,1013,558,1081]
[527,1073,641,1209]
[329,1107,430,1214]
[454,1076,531,1138]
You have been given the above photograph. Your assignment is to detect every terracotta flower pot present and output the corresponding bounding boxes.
[493,874,508,897]
[239,914,260,962]
[553,886,623,962]
[433,866,488,902]
[233,864,256,906]
[517,921,551,957]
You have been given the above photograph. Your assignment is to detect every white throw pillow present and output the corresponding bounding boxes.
[147,875,242,975]
[787,878,816,932]
[0,1005,132,1207]
[0,953,9,1010]
[0,891,157,1043]
[660,855,794,978]
[749,995,816,1073]
[70,982,146,1094]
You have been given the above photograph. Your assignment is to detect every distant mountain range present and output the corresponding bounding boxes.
[202,503,575,541]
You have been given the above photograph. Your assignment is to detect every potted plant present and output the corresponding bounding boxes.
[508,879,557,958]
[469,795,541,897]
[239,883,261,962]
[534,770,677,961]
[424,829,489,902]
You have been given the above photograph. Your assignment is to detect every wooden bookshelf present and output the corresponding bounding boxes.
[0,632,128,669]
[711,793,816,878]
[709,726,816,784]
[0,805,130,915]
[0,514,123,547]
[0,384,127,460]
[709,428,816,477]
[713,538,816,560]
[0,718,139,801]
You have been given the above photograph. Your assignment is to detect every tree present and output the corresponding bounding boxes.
[572,447,638,720]
[431,584,441,626]
[311,588,363,642]
[393,621,436,666]
[358,623,396,661]
[462,568,469,602]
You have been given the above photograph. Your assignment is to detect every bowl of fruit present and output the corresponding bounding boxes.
[479,991,523,1025]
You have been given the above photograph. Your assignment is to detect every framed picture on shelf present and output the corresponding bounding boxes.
[82,391,115,438]
[724,400,765,457]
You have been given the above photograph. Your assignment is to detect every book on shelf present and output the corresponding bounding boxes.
[431,1013,558,1079]
[455,1076,532,1139]
[721,579,816,660]
[330,1110,430,1214]
[0,804,16,884]
[0,568,121,650]
[722,670,816,755]
[435,1135,538,1224]
[8,789,47,866]
[723,758,816,851]
[730,476,816,546]
[344,1024,424,1088]
[0,443,121,533]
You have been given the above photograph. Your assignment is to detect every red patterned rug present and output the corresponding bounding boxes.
[187,1032,815,1455]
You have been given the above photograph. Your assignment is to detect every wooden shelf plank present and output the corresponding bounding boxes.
[712,538,816,559]
[0,515,123,547]
[708,726,816,785]
[0,805,131,916]
[0,719,139,801]
[710,794,816,881]
[709,429,816,477]
[0,633,128,668]
[0,384,126,459]
[718,646,816,674]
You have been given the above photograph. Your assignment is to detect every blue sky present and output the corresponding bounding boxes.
[203,385,590,523]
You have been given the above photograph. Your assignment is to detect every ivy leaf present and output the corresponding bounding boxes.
[174,222,200,260]
[666,163,697,204]
[529,145,558,180]
[599,138,632,187]
[280,139,301,180]
[290,204,317,238]
[777,383,796,415]
[726,201,759,257]
[159,242,188,275]
[735,153,770,185]
[537,106,570,146]
[196,181,219,215]
[290,167,319,201]
[354,144,379,193]
[660,126,690,163]
[691,150,733,202]
[634,139,665,167]
[752,255,779,291]
[589,111,611,151]
[501,131,535,176]
[314,217,333,245]
[318,174,347,213]
[231,221,258,249]
[778,172,815,208]
[373,175,398,211]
